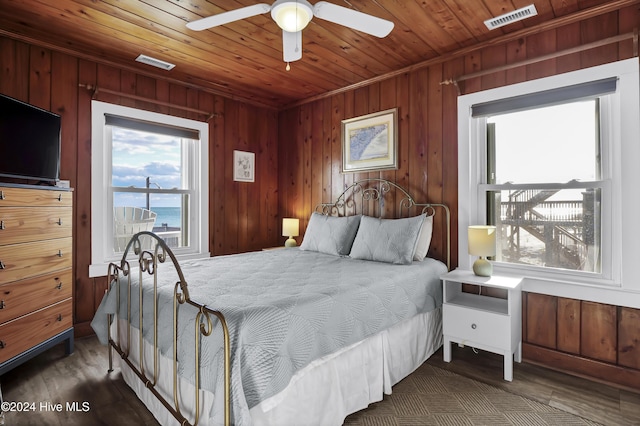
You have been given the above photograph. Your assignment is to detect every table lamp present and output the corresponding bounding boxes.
[468,225,496,277]
[282,218,299,247]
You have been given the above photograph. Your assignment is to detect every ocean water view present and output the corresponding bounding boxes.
[151,206,181,228]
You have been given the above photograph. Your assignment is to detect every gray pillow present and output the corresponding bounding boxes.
[299,213,361,256]
[349,214,425,265]
[413,214,433,261]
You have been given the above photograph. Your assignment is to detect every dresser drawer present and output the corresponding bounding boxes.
[0,269,72,324]
[443,304,511,349]
[0,237,72,283]
[0,207,72,246]
[0,299,72,364]
[0,186,72,207]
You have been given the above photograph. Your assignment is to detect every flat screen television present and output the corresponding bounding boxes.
[0,94,61,183]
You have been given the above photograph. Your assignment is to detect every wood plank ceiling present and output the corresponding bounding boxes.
[0,0,634,109]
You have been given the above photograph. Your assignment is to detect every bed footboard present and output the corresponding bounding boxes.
[106,231,230,426]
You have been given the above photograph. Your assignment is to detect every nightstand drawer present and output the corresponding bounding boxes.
[443,304,510,349]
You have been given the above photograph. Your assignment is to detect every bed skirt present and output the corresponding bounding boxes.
[115,307,443,426]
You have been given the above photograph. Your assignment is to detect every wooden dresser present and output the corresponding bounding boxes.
[0,184,74,375]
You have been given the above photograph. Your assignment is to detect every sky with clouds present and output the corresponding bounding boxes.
[111,127,183,207]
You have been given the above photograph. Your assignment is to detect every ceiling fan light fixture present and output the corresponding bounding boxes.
[271,0,313,32]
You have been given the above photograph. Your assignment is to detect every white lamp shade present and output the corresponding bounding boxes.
[271,1,313,32]
[468,225,496,257]
[282,218,299,237]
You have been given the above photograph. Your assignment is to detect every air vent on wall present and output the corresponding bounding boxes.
[135,54,176,71]
[484,4,538,30]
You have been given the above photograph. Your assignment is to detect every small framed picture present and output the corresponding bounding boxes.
[233,150,255,182]
[341,108,398,173]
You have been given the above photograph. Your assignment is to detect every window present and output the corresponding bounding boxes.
[458,59,640,291]
[483,99,606,274]
[90,101,209,277]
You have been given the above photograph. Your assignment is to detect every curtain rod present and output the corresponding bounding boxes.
[440,30,638,89]
[78,84,218,120]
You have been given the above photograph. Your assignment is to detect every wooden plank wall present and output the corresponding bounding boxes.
[0,4,638,390]
[0,36,279,337]
[277,6,639,389]
[277,67,459,268]
[524,293,640,390]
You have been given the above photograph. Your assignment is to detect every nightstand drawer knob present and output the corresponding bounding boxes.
[471,323,477,329]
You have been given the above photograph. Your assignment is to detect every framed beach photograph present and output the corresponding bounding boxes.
[341,108,398,173]
[233,150,255,182]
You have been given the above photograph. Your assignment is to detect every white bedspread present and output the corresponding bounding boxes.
[92,248,446,425]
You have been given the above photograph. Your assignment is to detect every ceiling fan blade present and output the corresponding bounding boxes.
[186,3,271,31]
[312,1,394,38]
[282,30,302,62]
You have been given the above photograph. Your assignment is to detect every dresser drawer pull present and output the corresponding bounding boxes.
[0,300,4,309]
[57,314,63,322]
[471,323,477,329]
[57,250,63,257]
[56,282,63,290]
[57,194,62,202]
[56,218,63,226]
[0,220,4,230]
[0,261,4,269]
[0,341,5,349]
[0,190,4,200]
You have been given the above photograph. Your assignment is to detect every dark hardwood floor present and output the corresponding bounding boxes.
[1,336,639,425]
[0,336,158,426]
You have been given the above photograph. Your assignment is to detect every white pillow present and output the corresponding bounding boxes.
[299,213,361,256]
[349,214,425,265]
[413,214,433,261]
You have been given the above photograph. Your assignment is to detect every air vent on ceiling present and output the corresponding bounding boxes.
[484,4,538,30]
[135,54,176,71]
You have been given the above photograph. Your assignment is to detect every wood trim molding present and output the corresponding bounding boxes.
[523,343,640,392]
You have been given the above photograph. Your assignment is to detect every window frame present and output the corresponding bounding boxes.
[458,59,640,299]
[90,101,209,277]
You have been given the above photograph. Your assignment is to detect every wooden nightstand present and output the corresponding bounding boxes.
[440,269,523,381]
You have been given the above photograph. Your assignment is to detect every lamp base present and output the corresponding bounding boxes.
[473,257,492,277]
[284,237,297,248]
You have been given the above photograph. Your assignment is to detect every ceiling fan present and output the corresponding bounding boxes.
[186,0,394,65]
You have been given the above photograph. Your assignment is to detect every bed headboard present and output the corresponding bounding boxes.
[315,178,450,270]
